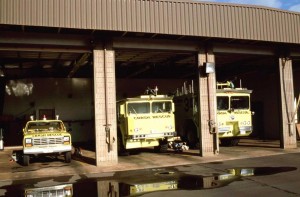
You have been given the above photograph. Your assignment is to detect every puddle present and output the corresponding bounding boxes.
[113,166,297,196]
[226,166,297,177]
[24,184,73,197]
[155,171,175,175]
[1,166,297,196]
[208,161,223,164]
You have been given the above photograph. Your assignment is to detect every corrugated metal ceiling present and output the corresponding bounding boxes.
[0,0,300,79]
[1,0,300,44]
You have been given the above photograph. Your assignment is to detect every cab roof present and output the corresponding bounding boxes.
[117,94,173,103]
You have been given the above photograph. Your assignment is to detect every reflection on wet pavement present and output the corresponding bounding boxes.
[115,167,296,196]
[24,184,73,197]
[0,166,297,196]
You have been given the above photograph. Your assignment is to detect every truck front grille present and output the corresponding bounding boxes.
[130,132,176,140]
[33,137,64,145]
[27,189,68,197]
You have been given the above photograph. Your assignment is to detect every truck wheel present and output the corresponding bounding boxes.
[23,154,29,166]
[65,151,71,163]
[117,136,123,152]
[154,140,168,153]
[159,143,168,153]
[231,139,240,146]
[220,138,231,146]
[187,130,198,148]
[117,136,129,156]
[220,138,239,146]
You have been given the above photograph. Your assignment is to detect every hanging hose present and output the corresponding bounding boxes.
[291,93,300,124]
[103,48,113,152]
[281,57,295,136]
[0,128,3,150]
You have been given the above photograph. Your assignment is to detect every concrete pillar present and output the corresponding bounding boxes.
[279,57,297,149]
[97,181,119,197]
[0,78,5,114]
[197,49,219,156]
[93,49,118,166]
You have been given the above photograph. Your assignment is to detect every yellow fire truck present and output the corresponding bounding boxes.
[22,115,72,166]
[173,81,254,147]
[117,87,179,153]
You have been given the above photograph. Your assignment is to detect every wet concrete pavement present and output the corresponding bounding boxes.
[0,139,300,196]
[0,139,300,181]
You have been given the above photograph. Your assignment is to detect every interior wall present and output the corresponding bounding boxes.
[4,78,93,120]
[242,70,280,139]
[3,73,293,144]
[2,78,186,145]
[3,78,94,144]
[256,63,300,140]
[216,60,300,140]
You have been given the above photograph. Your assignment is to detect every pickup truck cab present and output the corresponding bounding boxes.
[22,115,72,166]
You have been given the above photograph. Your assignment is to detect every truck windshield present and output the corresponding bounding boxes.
[128,102,150,114]
[152,101,172,113]
[217,96,229,110]
[27,121,62,132]
[231,96,249,109]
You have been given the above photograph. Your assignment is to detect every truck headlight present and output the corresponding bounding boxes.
[166,125,173,130]
[25,193,34,197]
[64,136,70,145]
[25,138,32,147]
[64,136,70,142]
[64,186,73,196]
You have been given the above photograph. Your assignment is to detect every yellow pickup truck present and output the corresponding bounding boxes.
[22,115,72,166]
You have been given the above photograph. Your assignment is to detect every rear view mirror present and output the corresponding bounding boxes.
[119,104,125,115]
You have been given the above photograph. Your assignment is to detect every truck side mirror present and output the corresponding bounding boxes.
[117,104,125,119]
[119,104,125,115]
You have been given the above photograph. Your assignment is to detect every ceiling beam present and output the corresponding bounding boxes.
[213,43,275,55]
[0,31,92,47]
[113,38,200,52]
[0,45,91,53]
[68,53,90,78]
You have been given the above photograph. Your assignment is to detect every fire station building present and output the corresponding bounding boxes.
[0,0,300,166]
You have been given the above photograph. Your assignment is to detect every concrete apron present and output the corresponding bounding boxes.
[0,139,299,181]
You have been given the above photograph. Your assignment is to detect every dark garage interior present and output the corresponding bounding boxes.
[0,25,300,147]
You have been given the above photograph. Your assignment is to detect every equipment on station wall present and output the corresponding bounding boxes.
[0,128,4,151]
[204,62,215,74]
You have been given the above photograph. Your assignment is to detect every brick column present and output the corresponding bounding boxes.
[94,49,118,165]
[279,57,297,149]
[197,49,219,156]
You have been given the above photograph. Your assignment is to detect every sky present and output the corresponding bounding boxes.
[196,0,300,12]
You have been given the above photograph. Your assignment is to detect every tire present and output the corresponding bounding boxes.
[184,121,198,148]
[65,151,71,163]
[220,138,240,146]
[220,138,231,146]
[159,143,168,153]
[23,154,29,166]
[117,136,129,156]
[231,139,240,146]
[187,130,198,148]
[154,140,168,153]
[117,136,123,153]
